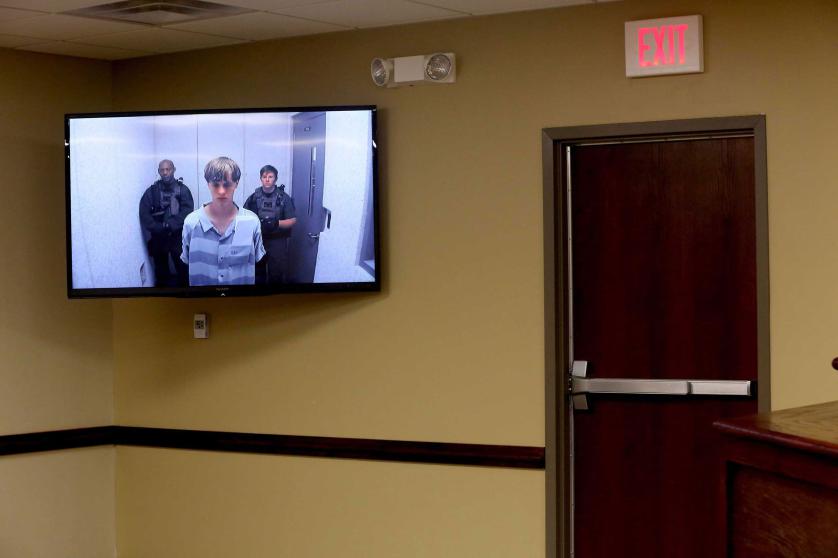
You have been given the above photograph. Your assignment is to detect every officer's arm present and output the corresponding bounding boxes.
[139,190,164,238]
[277,195,297,228]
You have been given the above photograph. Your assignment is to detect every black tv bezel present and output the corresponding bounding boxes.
[65,105,380,299]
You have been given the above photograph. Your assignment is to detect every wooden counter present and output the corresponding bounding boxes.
[714,401,838,557]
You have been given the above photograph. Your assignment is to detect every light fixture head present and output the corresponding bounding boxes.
[370,57,393,87]
[371,52,456,88]
[425,53,455,82]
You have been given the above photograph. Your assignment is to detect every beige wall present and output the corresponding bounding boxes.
[116,447,543,558]
[0,49,113,436]
[2,0,837,557]
[112,0,838,435]
[0,448,115,558]
[109,0,837,556]
[0,49,115,558]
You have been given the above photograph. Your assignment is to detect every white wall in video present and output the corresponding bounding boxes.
[69,110,375,290]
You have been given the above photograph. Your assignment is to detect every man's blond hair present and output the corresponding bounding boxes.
[204,156,241,184]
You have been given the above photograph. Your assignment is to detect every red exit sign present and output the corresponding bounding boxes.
[625,15,703,77]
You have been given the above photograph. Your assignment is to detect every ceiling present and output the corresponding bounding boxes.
[0,0,617,61]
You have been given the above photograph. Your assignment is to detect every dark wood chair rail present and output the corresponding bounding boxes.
[0,426,545,469]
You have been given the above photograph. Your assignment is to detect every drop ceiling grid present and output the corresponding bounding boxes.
[163,11,350,41]
[0,0,605,60]
[71,27,247,54]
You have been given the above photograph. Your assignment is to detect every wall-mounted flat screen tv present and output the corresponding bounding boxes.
[66,106,379,298]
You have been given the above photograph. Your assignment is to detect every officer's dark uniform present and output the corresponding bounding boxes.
[243,185,296,284]
[139,179,194,287]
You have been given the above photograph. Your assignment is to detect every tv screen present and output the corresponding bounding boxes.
[65,106,379,298]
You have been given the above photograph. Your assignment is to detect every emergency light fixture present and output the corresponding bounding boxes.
[371,52,456,88]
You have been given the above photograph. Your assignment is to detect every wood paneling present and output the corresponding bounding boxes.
[717,401,838,557]
[730,465,838,557]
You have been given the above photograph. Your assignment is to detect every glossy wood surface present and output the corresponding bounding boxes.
[717,401,838,557]
[571,138,758,557]
[729,464,838,557]
[714,400,838,458]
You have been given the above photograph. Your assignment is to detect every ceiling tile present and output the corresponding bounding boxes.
[18,40,151,60]
[215,0,336,10]
[0,0,617,61]
[0,7,43,21]
[0,14,145,40]
[71,27,246,54]
[0,1,110,12]
[408,0,591,15]
[277,0,465,28]
[0,33,42,47]
[165,11,349,40]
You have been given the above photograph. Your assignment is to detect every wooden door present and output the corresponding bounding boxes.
[569,137,759,557]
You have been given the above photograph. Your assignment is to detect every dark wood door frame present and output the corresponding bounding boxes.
[542,116,769,558]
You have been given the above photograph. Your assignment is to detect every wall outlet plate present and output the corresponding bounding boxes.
[194,313,208,339]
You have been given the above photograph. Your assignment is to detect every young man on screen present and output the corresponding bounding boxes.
[138,159,194,287]
[180,157,265,286]
[243,164,296,284]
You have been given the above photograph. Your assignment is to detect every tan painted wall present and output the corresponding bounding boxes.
[106,0,837,556]
[0,49,114,558]
[0,448,115,558]
[116,447,543,558]
[0,49,113,435]
[112,0,838,436]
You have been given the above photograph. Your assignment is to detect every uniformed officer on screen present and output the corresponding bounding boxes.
[138,159,194,287]
[243,164,296,284]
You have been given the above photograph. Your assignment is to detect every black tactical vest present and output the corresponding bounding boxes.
[253,185,287,221]
[253,185,290,238]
